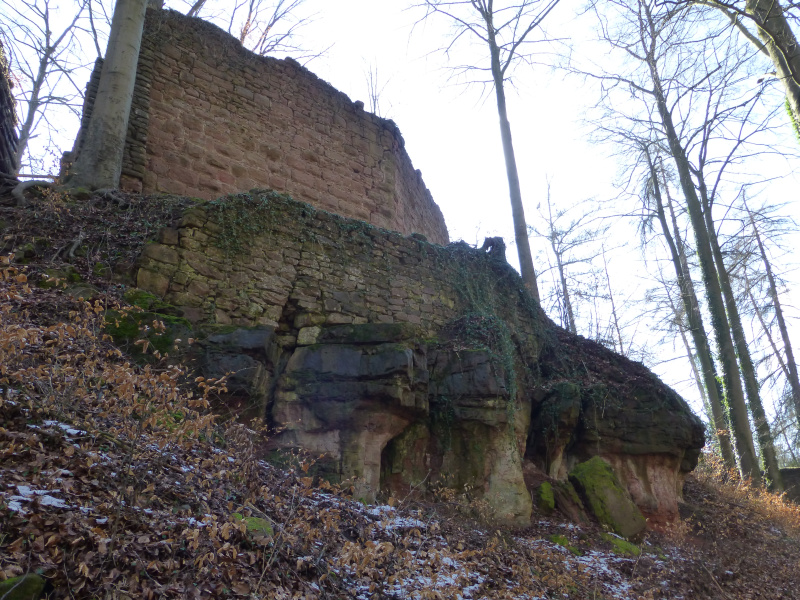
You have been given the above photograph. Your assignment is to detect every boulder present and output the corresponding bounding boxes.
[551,480,588,524]
[569,456,646,539]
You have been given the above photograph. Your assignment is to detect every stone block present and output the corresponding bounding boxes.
[297,326,322,346]
[137,268,171,297]
[569,457,646,540]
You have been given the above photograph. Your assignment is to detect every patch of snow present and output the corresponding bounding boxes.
[43,419,86,436]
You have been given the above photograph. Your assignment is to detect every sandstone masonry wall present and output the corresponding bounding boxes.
[118,10,448,245]
[136,192,537,352]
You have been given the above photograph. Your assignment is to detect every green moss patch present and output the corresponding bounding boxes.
[548,534,581,555]
[233,513,274,538]
[123,288,181,315]
[569,456,646,540]
[601,532,641,556]
[537,482,555,514]
[104,308,191,360]
[0,574,47,599]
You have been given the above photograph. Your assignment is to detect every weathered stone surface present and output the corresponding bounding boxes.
[569,457,646,539]
[536,482,555,515]
[272,340,428,502]
[92,10,449,245]
[551,480,588,524]
[206,325,275,352]
[135,193,704,527]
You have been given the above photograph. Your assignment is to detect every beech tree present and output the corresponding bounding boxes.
[641,146,737,468]
[738,200,800,427]
[415,0,564,302]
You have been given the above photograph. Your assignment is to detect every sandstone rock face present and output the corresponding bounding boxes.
[270,323,532,524]
[531,327,706,523]
[136,191,704,527]
[569,457,646,540]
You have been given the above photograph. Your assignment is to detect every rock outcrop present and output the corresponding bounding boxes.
[134,190,705,526]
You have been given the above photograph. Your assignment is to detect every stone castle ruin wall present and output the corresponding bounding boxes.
[105,9,448,245]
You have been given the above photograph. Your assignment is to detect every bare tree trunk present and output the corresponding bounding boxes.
[749,287,792,386]
[9,3,85,174]
[13,50,48,174]
[545,185,575,332]
[746,202,800,423]
[666,280,714,424]
[186,0,206,17]
[640,8,758,477]
[69,0,149,190]
[697,176,782,489]
[602,245,624,354]
[645,149,737,469]
[487,25,540,303]
[652,73,759,481]
[745,0,800,135]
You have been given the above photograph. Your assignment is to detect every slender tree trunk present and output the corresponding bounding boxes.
[602,245,624,354]
[487,25,540,303]
[749,287,792,387]
[640,6,759,480]
[554,247,575,333]
[653,91,759,481]
[69,0,149,189]
[745,0,800,134]
[545,187,575,332]
[746,203,800,423]
[780,424,800,465]
[697,176,782,489]
[666,281,714,425]
[13,49,50,174]
[644,149,737,469]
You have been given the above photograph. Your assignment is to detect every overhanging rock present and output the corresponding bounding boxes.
[135,190,705,526]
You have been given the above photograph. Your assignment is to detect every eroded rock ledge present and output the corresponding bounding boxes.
[135,190,704,526]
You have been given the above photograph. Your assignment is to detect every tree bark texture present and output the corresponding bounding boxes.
[641,4,760,480]
[745,0,800,134]
[748,205,800,423]
[70,0,149,189]
[645,150,737,469]
[697,178,782,489]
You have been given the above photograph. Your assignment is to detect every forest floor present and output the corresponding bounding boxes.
[2,190,800,599]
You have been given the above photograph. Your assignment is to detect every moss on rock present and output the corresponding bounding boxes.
[548,534,581,555]
[233,513,274,538]
[569,456,645,539]
[537,481,555,514]
[0,574,46,599]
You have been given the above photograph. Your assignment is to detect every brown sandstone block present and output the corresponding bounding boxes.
[137,268,171,297]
